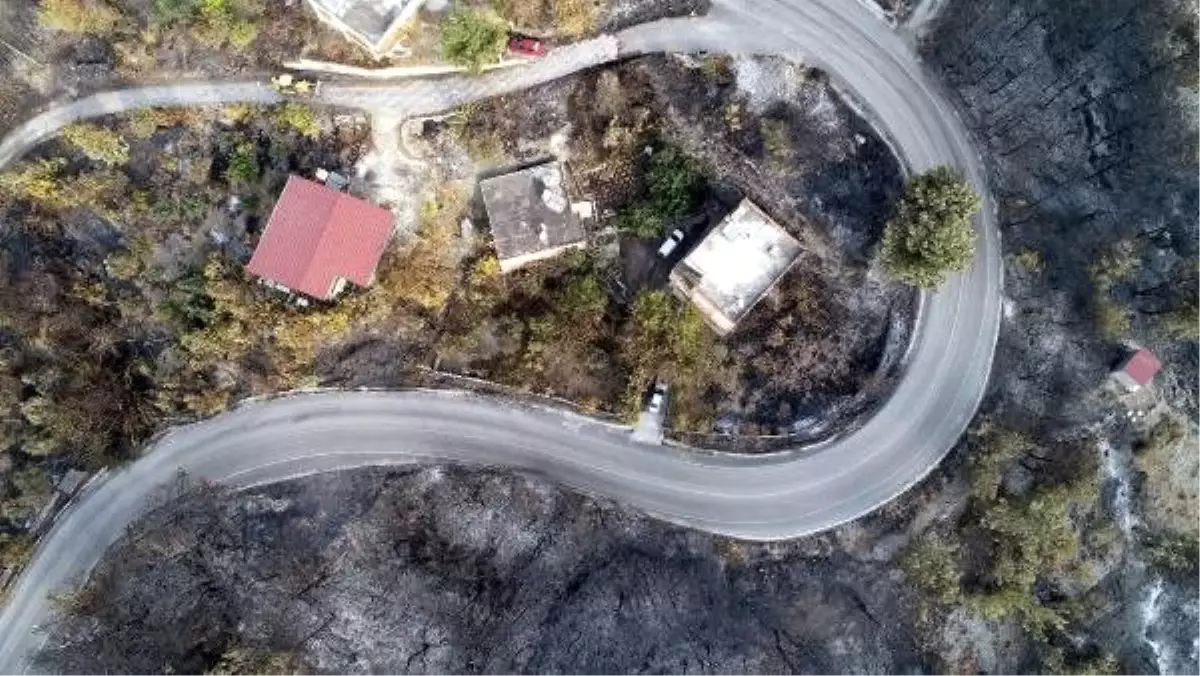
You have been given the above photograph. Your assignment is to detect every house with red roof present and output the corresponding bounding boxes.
[1110,346,1162,392]
[247,175,394,301]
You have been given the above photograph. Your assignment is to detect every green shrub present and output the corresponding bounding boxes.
[617,147,703,238]
[1156,299,1198,341]
[1143,531,1200,578]
[439,6,508,73]
[61,124,130,165]
[1093,295,1131,339]
[880,166,980,288]
[193,0,259,50]
[151,0,199,24]
[273,103,321,139]
[0,159,69,209]
[901,534,962,606]
[225,141,259,185]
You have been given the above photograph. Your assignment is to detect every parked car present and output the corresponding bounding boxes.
[647,382,669,416]
[657,228,686,258]
[508,34,547,57]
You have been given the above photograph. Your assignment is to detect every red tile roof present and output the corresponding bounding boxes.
[1120,347,1162,386]
[247,176,393,300]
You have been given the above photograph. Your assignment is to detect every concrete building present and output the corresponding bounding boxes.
[479,161,589,273]
[304,0,425,58]
[669,199,802,336]
[247,175,394,300]
[1110,346,1162,392]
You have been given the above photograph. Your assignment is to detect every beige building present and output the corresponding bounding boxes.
[304,0,425,58]
[480,162,590,273]
[669,199,802,335]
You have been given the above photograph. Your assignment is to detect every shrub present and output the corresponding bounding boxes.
[1093,295,1131,339]
[151,0,199,24]
[38,0,121,34]
[617,147,703,238]
[0,159,69,210]
[225,141,259,185]
[273,103,320,139]
[61,124,130,165]
[439,6,508,73]
[1136,413,1188,456]
[901,534,962,606]
[880,166,980,288]
[553,0,596,37]
[619,290,724,425]
[192,0,258,50]
[1143,531,1200,578]
[1155,298,1199,341]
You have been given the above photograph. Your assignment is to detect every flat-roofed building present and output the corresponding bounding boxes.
[669,199,802,335]
[305,0,425,58]
[479,161,589,273]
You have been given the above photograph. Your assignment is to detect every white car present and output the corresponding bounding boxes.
[647,383,669,415]
[657,228,685,258]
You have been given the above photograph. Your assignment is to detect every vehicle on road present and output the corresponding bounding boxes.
[657,228,686,258]
[271,74,318,95]
[647,382,669,416]
[508,34,547,57]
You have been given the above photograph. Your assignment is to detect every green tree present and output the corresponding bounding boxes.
[61,124,130,165]
[439,6,508,73]
[618,147,703,238]
[880,166,980,288]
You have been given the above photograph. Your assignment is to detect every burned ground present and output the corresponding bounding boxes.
[36,466,932,675]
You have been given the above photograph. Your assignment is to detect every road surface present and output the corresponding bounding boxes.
[0,0,1002,670]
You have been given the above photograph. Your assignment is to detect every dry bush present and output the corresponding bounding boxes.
[38,0,123,34]
[553,0,598,37]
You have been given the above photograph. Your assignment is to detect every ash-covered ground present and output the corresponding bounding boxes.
[37,466,932,675]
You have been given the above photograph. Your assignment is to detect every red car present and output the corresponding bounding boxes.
[508,35,546,57]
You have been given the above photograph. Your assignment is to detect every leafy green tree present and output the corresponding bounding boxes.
[439,6,508,73]
[880,166,980,288]
[618,147,703,238]
[61,124,130,165]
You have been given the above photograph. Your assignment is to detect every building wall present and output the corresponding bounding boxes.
[497,241,588,274]
[303,0,426,58]
[1111,370,1142,392]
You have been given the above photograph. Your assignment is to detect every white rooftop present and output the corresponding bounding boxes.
[670,200,802,334]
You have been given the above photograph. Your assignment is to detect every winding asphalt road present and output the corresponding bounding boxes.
[0,0,1002,670]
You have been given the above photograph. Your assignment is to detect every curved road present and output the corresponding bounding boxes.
[0,0,1001,670]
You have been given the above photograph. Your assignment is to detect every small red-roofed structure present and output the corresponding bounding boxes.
[1111,346,1162,392]
[247,175,393,300]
